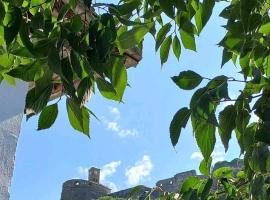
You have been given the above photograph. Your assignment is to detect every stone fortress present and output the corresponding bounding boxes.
[60,159,243,200]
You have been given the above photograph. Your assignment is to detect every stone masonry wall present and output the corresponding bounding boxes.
[61,180,111,200]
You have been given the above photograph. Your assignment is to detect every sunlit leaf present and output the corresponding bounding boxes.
[66,98,90,137]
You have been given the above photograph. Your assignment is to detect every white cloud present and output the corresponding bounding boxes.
[106,182,119,192]
[100,161,121,182]
[118,129,139,137]
[212,150,225,164]
[105,120,139,138]
[125,155,153,186]
[107,122,120,132]
[190,152,203,161]
[103,107,140,138]
[77,161,121,192]
[109,107,121,119]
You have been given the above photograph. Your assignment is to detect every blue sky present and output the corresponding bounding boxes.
[9,2,252,200]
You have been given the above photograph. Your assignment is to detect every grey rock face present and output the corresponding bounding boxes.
[156,170,197,193]
[0,81,27,200]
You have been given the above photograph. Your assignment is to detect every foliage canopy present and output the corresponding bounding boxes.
[1,0,270,199]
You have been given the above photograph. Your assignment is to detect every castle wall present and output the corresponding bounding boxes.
[0,81,28,200]
[61,180,111,200]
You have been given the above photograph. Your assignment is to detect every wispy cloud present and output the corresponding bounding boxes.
[100,161,121,182]
[107,122,120,132]
[190,152,203,161]
[125,155,153,186]
[109,107,121,119]
[103,107,140,138]
[77,161,121,192]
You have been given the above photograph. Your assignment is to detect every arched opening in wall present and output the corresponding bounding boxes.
[74,181,80,186]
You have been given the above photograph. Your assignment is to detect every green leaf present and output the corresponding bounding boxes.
[48,47,62,76]
[116,0,141,15]
[180,22,196,51]
[111,58,127,101]
[155,23,172,51]
[0,1,5,24]
[38,104,58,130]
[66,98,90,137]
[256,122,270,144]
[25,66,53,119]
[117,25,150,49]
[180,176,200,193]
[160,35,172,65]
[198,178,213,200]
[77,77,93,104]
[221,49,232,67]
[57,4,70,21]
[235,95,250,134]
[199,158,212,176]
[2,74,16,87]
[96,78,118,101]
[159,0,175,19]
[195,5,203,34]
[172,70,202,90]
[70,0,78,9]
[207,75,229,100]
[70,50,83,78]
[201,0,215,31]
[172,35,181,60]
[249,144,269,173]
[25,84,53,118]
[7,62,43,82]
[0,53,15,68]
[259,23,270,35]
[251,174,264,199]
[213,167,233,179]
[10,0,24,6]
[4,6,22,46]
[195,121,216,162]
[173,0,187,11]
[190,88,217,126]
[19,22,34,55]
[69,15,83,33]
[31,12,44,30]
[170,107,191,147]
[218,105,236,151]
[0,26,4,45]
[267,156,270,173]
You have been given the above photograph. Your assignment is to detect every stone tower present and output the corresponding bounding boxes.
[88,167,100,184]
[60,167,110,200]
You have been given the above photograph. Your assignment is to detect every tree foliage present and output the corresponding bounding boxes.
[1,0,270,199]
